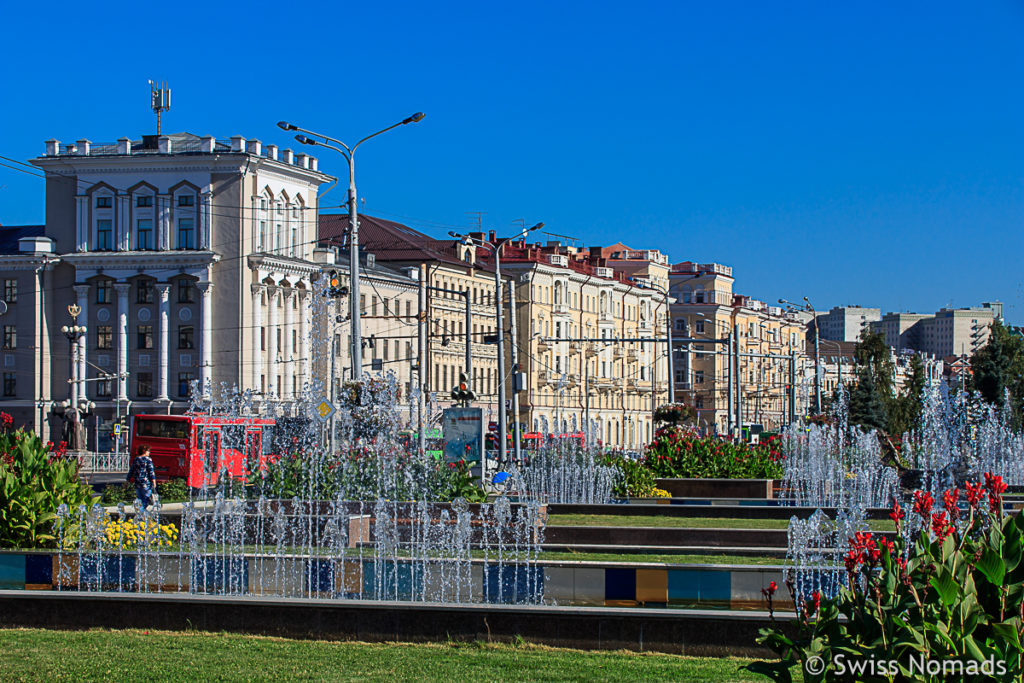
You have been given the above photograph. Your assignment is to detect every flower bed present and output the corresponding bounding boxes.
[643,426,785,480]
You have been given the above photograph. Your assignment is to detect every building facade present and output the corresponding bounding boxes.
[4,132,334,445]
[816,306,881,342]
[871,303,1002,358]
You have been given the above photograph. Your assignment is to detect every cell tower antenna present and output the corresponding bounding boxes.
[149,80,171,136]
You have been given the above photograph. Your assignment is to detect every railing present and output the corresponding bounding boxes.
[70,451,129,474]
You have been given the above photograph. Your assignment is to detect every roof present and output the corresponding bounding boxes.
[0,225,44,254]
[319,214,487,270]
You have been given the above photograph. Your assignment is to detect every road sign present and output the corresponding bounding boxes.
[113,424,122,436]
[314,397,336,423]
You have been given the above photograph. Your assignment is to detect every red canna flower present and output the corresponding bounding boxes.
[912,491,934,519]
[943,488,960,519]
[965,480,985,508]
[889,500,905,524]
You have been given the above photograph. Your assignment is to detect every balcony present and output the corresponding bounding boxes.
[585,343,598,357]
[626,348,638,360]
[568,340,580,351]
[598,312,614,323]
[613,346,624,358]
[536,339,551,352]
[553,303,570,316]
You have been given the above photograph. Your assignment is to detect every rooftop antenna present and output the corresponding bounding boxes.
[149,80,171,136]
[465,211,486,231]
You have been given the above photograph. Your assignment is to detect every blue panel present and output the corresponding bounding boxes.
[79,555,137,591]
[484,564,544,604]
[667,569,699,602]
[24,555,51,586]
[191,557,248,595]
[0,554,25,589]
[306,559,334,593]
[361,561,423,601]
[699,570,731,602]
[604,568,636,601]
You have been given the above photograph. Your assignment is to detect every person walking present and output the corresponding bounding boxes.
[127,444,158,509]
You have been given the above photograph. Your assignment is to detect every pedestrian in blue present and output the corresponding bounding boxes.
[127,445,158,509]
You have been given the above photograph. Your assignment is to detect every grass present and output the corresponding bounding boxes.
[548,514,896,532]
[537,550,783,565]
[0,628,786,682]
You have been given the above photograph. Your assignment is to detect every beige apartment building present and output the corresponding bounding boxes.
[669,261,808,433]
[871,304,1001,358]
[497,239,669,450]
[323,214,501,421]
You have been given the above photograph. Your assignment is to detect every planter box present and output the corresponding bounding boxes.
[655,478,774,500]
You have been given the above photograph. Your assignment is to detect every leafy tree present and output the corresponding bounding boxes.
[971,320,1024,416]
[888,352,926,436]
[853,329,895,398]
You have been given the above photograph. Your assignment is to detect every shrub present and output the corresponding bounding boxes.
[753,474,1024,681]
[100,483,136,506]
[156,477,189,503]
[644,426,784,479]
[0,425,98,548]
[103,519,179,549]
[601,454,656,497]
[653,403,697,426]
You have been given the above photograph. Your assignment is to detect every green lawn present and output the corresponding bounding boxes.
[548,514,895,531]
[0,628,786,682]
[538,550,783,566]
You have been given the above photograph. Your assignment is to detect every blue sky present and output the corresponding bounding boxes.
[2,1,1022,321]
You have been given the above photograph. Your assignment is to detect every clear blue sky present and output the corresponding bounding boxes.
[2,1,1022,322]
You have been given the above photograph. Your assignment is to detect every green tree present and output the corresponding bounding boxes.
[971,320,1024,415]
[847,364,888,432]
[888,352,926,436]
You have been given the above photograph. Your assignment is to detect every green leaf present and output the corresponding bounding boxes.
[929,567,959,607]
[991,618,1022,651]
[975,548,1006,586]
[741,660,794,682]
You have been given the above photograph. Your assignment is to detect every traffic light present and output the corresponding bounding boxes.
[450,372,476,403]
[326,270,348,298]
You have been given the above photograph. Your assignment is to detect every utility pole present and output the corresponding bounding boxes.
[417,268,427,455]
[734,324,742,439]
[508,283,522,465]
[789,349,797,425]
[727,329,734,437]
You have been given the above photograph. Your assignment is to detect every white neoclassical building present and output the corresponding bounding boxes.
[10,132,333,445]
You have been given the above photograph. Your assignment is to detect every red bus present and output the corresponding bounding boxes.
[130,414,277,488]
[520,432,588,451]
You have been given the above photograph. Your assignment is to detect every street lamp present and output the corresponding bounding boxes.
[451,222,544,467]
[633,280,673,408]
[281,113,425,381]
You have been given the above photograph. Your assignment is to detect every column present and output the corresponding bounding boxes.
[114,284,131,400]
[75,196,88,252]
[251,284,265,393]
[298,288,309,393]
[73,284,89,402]
[156,283,171,400]
[200,191,213,249]
[197,281,214,393]
[267,286,280,397]
[116,194,130,251]
[282,288,295,399]
[157,194,172,251]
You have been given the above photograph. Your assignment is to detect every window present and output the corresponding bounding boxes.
[96,326,113,350]
[259,221,267,251]
[96,280,112,304]
[137,372,153,397]
[137,325,153,349]
[96,219,113,250]
[136,195,153,208]
[2,373,14,397]
[695,370,705,384]
[695,321,705,334]
[178,195,194,207]
[3,279,16,304]
[96,378,112,397]
[177,218,195,249]
[2,326,15,349]
[177,372,195,398]
[177,279,194,303]
[136,219,153,250]
[178,326,194,349]
[137,280,153,304]
[95,196,112,209]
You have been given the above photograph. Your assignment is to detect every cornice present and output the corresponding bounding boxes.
[63,251,219,269]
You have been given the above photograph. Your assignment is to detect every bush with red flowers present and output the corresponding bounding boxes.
[752,473,1024,681]
[643,426,785,479]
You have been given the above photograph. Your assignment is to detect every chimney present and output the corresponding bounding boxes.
[76,139,91,155]
[281,149,293,165]
[230,136,246,152]
[488,230,496,243]
[265,144,278,160]
[45,139,60,156]
[117,137,132,154]
[309,156,318,171]
[201,136,215,153]
[295,153,309,169]
[588,246,602,264]
[158,136,172,154]
[246,139,261,156]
